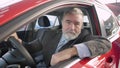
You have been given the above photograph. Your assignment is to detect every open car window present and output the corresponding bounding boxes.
[16,7,93,42]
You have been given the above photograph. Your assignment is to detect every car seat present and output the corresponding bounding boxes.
[38,16,50,27]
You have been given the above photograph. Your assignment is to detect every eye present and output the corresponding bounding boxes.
[66,20,71,24]
[75,22,80,26]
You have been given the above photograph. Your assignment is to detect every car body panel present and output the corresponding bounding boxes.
[0,0,51,26]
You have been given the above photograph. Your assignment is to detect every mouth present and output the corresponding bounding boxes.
[67,32,76,35]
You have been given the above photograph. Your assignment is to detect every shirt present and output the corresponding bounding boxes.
[55,35,69,53]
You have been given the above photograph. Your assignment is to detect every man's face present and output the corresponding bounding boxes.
[62,14,83,40]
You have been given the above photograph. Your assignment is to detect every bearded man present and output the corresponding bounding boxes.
[24,8,111,67]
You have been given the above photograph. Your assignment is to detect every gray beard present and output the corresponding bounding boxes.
[63,33,78,41]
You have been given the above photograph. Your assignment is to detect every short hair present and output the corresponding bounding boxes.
[63,8,84,18]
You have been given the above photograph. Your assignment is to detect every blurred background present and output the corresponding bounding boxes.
[98,0,120,21]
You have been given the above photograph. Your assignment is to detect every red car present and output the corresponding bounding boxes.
[0,0,120,68]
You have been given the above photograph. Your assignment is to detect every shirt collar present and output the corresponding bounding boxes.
[60,34,69,43]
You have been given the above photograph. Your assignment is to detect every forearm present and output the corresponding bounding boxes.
[84,39,112,58]
[50,47,78,66]
[69,47,78,57]
[74,39,111,59]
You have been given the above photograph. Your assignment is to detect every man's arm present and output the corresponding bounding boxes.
[83,37,112,58]
[50,43,91,66]
[50,37,112,66]
[50,47,78,66]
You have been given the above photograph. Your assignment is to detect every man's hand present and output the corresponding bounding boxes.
[5,33,22,43]
[50,47,78,66]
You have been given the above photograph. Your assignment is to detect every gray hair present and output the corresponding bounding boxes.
[63,8,84,18]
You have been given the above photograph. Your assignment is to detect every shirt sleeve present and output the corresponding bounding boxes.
[74,43,91,59]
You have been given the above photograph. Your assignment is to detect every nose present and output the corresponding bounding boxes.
[70,23,75,30]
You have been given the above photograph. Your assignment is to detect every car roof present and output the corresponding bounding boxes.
[0,0,97,26]
[0,0,52,26]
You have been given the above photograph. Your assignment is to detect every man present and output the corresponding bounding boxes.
[25,8,111,67]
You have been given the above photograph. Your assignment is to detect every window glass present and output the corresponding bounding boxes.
[34,15,59,29]
[46,15,59,26]
[96,7,118,36]
[83,15,91,28]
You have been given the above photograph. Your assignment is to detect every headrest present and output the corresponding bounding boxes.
[38,16,50,27]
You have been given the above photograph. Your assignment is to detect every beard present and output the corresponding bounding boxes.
[63,29,80,40]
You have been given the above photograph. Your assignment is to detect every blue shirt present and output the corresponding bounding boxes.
[55,35,69,53]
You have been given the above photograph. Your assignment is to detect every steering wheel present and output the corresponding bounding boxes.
[8,36,36,66]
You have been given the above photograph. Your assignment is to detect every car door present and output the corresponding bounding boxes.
[95,3,120,68]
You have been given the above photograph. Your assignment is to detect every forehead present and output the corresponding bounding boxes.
[64,13,82,18]
[63,14,83,22]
